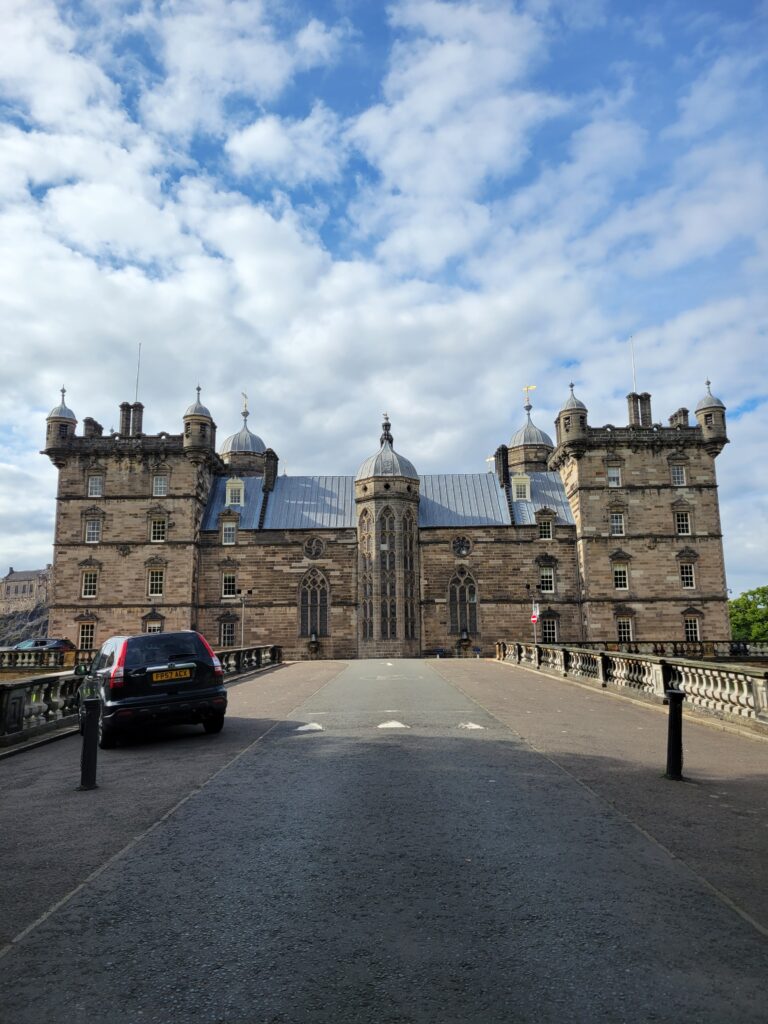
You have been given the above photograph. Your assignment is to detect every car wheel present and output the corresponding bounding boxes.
[203,715,225,735]
[98,713,117,749]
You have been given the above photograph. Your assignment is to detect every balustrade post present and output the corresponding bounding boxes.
[753,674,768,722]
[664,689,685,781]
[598,652,609,688]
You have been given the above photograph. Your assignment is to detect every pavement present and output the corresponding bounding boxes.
[1,657,767,1024]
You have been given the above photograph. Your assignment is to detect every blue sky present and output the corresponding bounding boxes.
[0,0,766,596]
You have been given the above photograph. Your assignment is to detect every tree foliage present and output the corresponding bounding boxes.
[729,587,768,642]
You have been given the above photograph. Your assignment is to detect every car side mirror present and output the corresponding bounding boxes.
[73,663,88,677]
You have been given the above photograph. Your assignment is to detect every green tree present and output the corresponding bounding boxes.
[729,587,768,642]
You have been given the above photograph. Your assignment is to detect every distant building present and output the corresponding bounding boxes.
[42,381,730,656]
[1,566,51,615]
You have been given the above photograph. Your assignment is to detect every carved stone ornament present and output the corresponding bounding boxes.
[116,544,132,557]
[452,536,471,557]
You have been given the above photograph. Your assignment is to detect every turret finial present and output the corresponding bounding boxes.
[380,412,393,447]
[241,391,249,421]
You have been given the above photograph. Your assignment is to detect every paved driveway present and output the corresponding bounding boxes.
[1,658,767,1023]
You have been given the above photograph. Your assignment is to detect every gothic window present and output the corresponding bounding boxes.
[300,568,329,638]
[379,507,397,639]
[404,510,417,640]
[449,570,477,635]
[359,510,373,640]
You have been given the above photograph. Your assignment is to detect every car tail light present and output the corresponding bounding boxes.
[198,633,224,677]
[109,641,127,690]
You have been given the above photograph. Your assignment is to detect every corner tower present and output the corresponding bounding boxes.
[355,415,421,657]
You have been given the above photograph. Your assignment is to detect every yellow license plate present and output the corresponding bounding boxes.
[152,669,192,682]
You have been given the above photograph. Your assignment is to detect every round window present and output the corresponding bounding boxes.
[304,537,324,559]
[452,536,471,558]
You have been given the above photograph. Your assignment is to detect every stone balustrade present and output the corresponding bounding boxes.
[547,639,768,660]
[496,640,768,731]
[0,643,282,748]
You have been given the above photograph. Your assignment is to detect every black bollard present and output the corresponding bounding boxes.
[78,697,100,791]
[664,688,685,781]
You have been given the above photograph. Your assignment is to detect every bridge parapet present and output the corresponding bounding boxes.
[0,643,282,749]
[496,640,768,733]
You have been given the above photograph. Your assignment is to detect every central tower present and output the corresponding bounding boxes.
[355,415,421,658]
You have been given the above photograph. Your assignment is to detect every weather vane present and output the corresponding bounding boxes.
[241,392,248,416]
[522,384,536,406]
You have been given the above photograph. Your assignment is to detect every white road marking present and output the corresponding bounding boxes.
[377,721,410,729]
[458,722,485,730]
[295,722,324,732]
[387,662,394,666]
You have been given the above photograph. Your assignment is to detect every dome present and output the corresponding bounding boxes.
[184,386,211,418]
[510,404,554,448]
[695,380,725,413]
[219,411,266,455]
[356,415,418,480]
[47,387,76,421]
[559,383,587,412]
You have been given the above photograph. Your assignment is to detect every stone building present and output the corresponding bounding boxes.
[0,566,51,615]
[42,381,731,656]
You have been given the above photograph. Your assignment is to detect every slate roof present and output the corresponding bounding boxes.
[200,471,573,531]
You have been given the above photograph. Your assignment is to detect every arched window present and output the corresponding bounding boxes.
[403,510,416,639]
[299,568,329,637]
[359,510,373,640]
[449,570,477,635]
[379,507,397,639]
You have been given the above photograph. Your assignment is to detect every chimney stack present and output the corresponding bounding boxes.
[119,402,131,435]
[130,402,144,436]
[639,392,652,427]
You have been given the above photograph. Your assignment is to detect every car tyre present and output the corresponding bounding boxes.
[98,713,117,749]
[203,714,225,735]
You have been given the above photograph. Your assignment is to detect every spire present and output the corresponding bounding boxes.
[380,412,393,447]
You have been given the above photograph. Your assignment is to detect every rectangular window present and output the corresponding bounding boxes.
[220,621,236,646]
[704,413,713,427]
[147,569,164,598]
[150,518,167,543]
[222,523,236,546]
[680,563,695,589]
[84,519,102,544]
[81,570,98,598]
[87,475,103,497]
[541,619,557,643]
[222,572,237,597]
[617,617,633,642]
[671,465,686,487]
[514,482,528,500]
[613,564,629,590]
[538,520,552,539]
[607,466,622,488]
[78,623,95,649]
[145,622,163,634]
[152,475,169,497]
[684,617,700,642]
[675,512,691,535]
[609,513,625,536]
[540,567,555,593]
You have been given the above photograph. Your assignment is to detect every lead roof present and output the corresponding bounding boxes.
[201,471,573,531]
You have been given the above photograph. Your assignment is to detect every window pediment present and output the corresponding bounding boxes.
[681,606,702,617]
[671,497,692,511]
[609,548,632,562]
[144,555,168,567]
[676,547,699,562]
[78,557,103,568]
[81,506,105,519]
[667,451,689,464]
[534,507,555,522]
[535,554,557,567]
[74,611,99,622]
[141,608,165,623]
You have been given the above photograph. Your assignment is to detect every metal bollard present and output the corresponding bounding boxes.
[664,688,685,781]
[78,697,100,791]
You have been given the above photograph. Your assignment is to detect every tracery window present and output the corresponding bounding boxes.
[300,568,329,637]
[359,511,373,640]
[379,507,397,639]
[403,510,417,640]
[449,569,477,635]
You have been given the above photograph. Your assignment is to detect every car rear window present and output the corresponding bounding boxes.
[124,633,208,670]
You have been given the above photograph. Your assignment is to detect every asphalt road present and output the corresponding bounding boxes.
[1,658,767,1024]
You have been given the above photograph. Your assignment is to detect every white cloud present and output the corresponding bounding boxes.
[226,103,345,184]
[138,0,345,137]
[667,53,765,140]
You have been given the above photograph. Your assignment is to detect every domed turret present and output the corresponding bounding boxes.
[219,395,268,471]
[356,414,418,481]
[555,383,588,445]
[694,380,727,454]
[507,389,553,472]
[45,387,77,448]
[183,386,216,454]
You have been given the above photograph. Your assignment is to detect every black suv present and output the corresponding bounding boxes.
[75,631,227,748]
